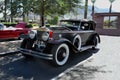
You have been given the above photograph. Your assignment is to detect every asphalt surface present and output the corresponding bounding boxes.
[0,39,21,53]
[54,36,120,80]
[0,35,120,80]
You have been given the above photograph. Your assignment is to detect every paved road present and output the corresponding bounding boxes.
[54,36,120,80]
[0,50,96,80]
[0,40,21,53]
[0,36,120,80]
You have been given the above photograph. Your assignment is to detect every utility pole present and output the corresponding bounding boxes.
[84,0,88,19]
[91,0,96,19]
[41,0,45,26]
[10,0,13,22]
[91,0,96,14]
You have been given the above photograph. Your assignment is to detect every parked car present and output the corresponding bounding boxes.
[0,23,29,40]
[18,19,100,66]
[15,22,27,28]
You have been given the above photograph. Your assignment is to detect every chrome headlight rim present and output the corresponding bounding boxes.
[42,32,49,41]
[29,30,37,39]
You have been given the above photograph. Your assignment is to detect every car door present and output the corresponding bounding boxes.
[0,30,12,39]
[78,22,94,46]
[7,27,22,38]
[9,28,23,38]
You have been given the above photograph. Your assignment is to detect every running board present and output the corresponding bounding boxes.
[80,45,94,52]
[18,48,53,60]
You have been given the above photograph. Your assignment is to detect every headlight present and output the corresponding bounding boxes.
[42,32,49,41]
[29,30,37,39]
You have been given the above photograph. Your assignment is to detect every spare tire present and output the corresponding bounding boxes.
[72,35,81,50]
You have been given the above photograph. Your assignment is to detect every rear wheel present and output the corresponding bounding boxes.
[52,43,70,66]
[92,36,99,50]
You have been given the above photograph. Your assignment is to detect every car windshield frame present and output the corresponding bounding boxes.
[60,20,81,28]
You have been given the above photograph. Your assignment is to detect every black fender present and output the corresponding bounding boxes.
[20,38,35,49]
[20,34,37,41]
[93,33,100,43]
[86,33,100,45]
[19,34,29,39]
[48,38,78,52]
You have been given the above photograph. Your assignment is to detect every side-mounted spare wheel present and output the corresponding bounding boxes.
[72,35,81,50]
[52,43,70,66]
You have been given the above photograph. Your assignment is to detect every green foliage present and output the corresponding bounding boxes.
[31,23,39,27]
[45,24,50,27]
[109,0,115,3]
[47,16,58,25]
[31,0,82,26]
[104,20,109,26]
[91,0,96,3]
[0,0,82,24]
[2,22,17,27]
[26,24,33,28]
[0,1,4,13]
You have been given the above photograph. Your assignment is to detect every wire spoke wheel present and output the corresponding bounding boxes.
[52,43,69,66]
[73,35,81,50]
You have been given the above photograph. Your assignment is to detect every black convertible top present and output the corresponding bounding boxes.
[60,19,94,22]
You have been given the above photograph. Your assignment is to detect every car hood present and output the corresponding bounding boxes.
[3,26,23,30]
[35,26,70,32]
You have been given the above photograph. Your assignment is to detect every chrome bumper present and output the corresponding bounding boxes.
[18,48,53,60]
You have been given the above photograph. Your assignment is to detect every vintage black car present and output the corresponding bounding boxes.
[18,19,100,66]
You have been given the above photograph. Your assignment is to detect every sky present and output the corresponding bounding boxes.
[85,0,120,12]
[0,0,120,18]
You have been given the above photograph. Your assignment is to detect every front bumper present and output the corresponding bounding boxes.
[18,48,53,60]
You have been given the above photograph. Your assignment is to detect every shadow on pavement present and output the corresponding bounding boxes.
[0,39,19,42]
[0,49,99,80]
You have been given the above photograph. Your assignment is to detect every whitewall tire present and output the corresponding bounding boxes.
[73,35,81,50]
[52,43,69,66]
[92,36,99,49]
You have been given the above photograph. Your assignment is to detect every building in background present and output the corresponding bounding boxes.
[93,13,120,36]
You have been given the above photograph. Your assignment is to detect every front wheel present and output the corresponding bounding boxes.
[20,38,34,58]
[52,43,70,66]
[18,33,24,40]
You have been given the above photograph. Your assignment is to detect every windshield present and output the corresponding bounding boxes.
[59,20,81,30]
[0,24,4,30]
[60,21,80,28]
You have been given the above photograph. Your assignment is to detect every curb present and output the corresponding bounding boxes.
[0,50,20,56]
[51,56,93,80]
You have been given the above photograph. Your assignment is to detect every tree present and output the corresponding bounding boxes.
[1,0,33,22]
[109,0,115,13]
[20,0,33,22]
[1,0,82,24]
[91,0,96,15]
[108,0,115,27]
[4,0,7,21]
[31,0,82,26]
[84,0,88,19]
[0,0,8,21]
[0,0,19,22]
[0,1,4,14]
[91,0,96,19]
[9,0,22,22]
